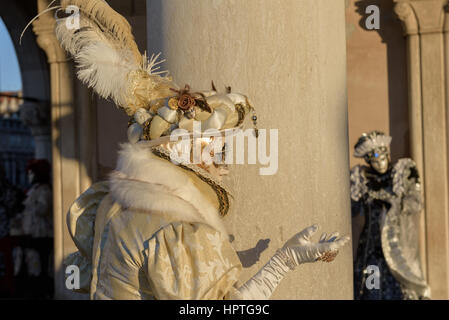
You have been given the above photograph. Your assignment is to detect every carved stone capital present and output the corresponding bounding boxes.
[394,2,419,35]
[32,0,68,63]
[394,0,448,35]
[443,2,449,32]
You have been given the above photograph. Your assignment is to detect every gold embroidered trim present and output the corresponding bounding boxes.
[151,146,231,217]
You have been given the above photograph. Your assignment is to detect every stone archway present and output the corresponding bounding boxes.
[0,0,53,298]
[0,0,51,161]
[2,0,98,299]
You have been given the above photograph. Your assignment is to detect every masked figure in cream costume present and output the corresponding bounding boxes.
[54,0,349,300]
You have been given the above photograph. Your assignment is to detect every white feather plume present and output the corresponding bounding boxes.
[55,0,173,115]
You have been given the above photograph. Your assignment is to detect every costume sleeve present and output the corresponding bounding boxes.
[402,182,423,215]
[393,159,423,216]
[350,165,366,202]
[401,164,423,215]
[145,222,242,300]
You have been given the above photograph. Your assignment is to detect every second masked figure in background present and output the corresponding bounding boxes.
[351,131,430,300]
[9,159,53,298]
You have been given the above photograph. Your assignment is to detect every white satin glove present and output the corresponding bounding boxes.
[281,224,350,266]
[234,224,350,300]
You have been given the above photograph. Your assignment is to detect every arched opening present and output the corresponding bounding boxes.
[0,1,53,299]
[0,16,35,189]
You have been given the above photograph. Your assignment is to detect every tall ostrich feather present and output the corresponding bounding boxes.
[55,0,172,114]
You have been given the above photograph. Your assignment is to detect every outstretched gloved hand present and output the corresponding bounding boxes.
[281,224,350,266]
[233,224,350,300]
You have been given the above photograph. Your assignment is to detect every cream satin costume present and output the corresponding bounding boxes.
[53,0,350,300]
[66,143,242,299]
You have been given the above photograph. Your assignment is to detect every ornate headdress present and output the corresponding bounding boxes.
[354,131,392,158]
[49,0,259,217]
[54,0,257,146]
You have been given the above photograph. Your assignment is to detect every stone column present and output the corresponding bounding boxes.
[32,0,97,299]
[394,0,449,299]
[148,0,352,299]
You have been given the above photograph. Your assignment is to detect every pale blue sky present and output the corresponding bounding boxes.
[0,17,22,92]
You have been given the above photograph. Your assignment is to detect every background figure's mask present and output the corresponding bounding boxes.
[353,131,392,175]
[365,146,390,175]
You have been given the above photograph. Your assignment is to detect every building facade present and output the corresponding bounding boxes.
[1,0,448,299]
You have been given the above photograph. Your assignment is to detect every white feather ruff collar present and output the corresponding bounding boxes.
[108,142,229,237]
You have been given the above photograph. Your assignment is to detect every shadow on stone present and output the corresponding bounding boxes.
[234,238,270,268]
